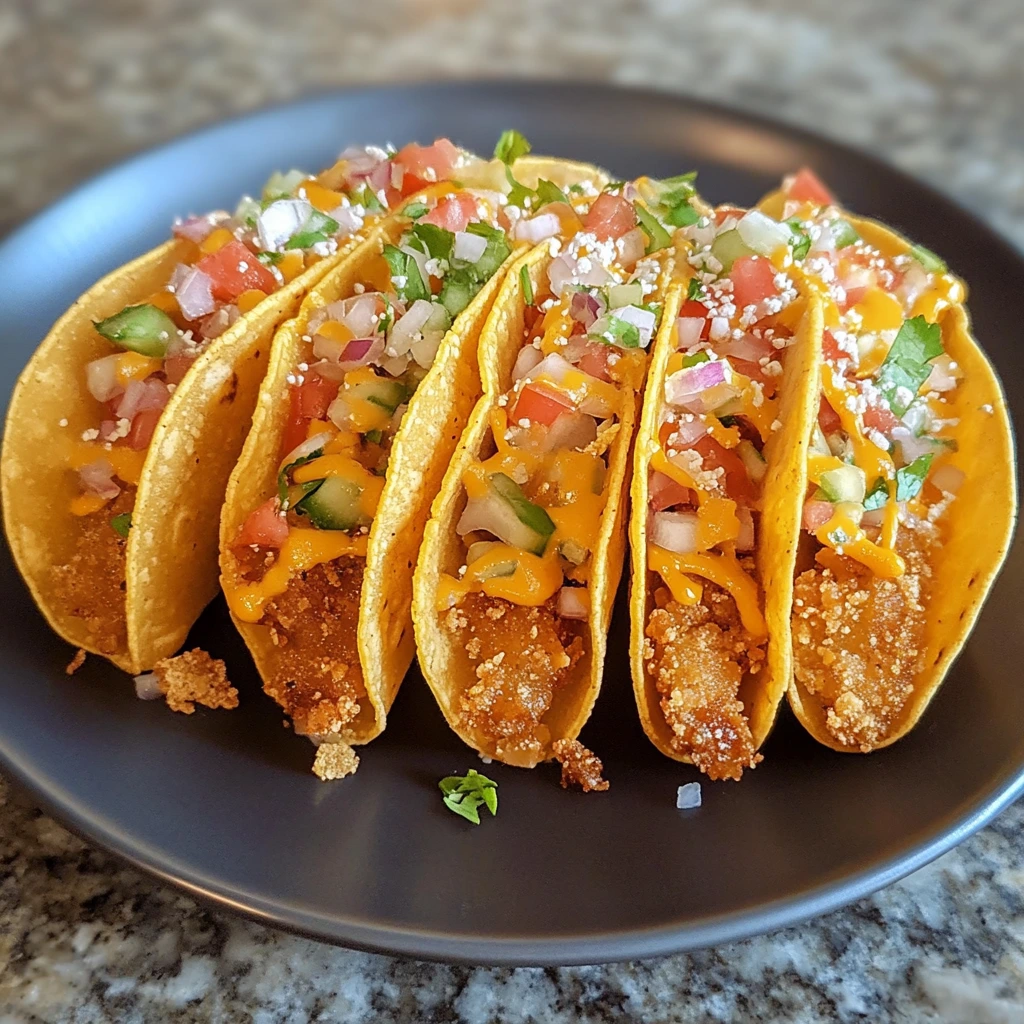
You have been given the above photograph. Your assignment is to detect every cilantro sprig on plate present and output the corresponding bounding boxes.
[439,769,498,825]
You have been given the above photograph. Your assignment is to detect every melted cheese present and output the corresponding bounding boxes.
[67,442,146,487]
[437,545,564,609]
[225,529,368,623]
[114,353,163,387]
[814,505,905,578]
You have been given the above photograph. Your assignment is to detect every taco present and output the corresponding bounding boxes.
[0,138,521,675]
[629,201,823,780]
[413,170,703,767]
[760,169,1016,752]
[219,135,608,745]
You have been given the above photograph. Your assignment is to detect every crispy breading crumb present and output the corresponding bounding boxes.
[65,649,86,676]
[153,649,239,715]
[312,741,359,781]
[551,738,609,793]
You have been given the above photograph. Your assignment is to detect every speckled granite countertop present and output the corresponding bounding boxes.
[2,1,1023,1021]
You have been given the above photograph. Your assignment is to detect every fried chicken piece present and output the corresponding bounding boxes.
[552,738,609,792]
[153,648,238,715]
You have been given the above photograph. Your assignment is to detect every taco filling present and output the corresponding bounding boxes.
[59,141,463,648]
[779,169,967,750]
[641,200,811,780]
[436,173,691,765]
[224,185,518,736]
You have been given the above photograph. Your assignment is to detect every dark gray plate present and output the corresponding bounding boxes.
[0,82,1020,966]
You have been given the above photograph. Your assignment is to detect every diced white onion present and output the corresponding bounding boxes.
[78,458,120,500]
[735,508,755,551]
[280,431,333,468]
[170,264,216,321]
[676,316,705,352]
[891,425,937,464]
[931,463,965,494]
[86,355,123,402]
[390,299,436,356]
[616,227,647,267]
[926,354,959,393]
[410,331,443,369]
[257,199,313,251]
[454,230,488,262]
[608,304,657,348]
[511,345,544,382]
[556,587,589,620]
[134,672,163,701]
[523,352,573,386]
[650,511,700,554]
[511,213,561,244]
[676,783,702,810]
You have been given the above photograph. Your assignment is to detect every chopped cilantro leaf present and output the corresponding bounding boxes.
[787,218,812,261]
[285,209,340,250]
[832,220,860,248]
[896,454,933,502]
[494,130,532,165]
[568,183,585,195]
[382,244,429,302]
[378,294,394,335]
[278,448,324,509]
[641,301,663,329]
[717,414,739,427]
[439,769,498,825]
[520,264,534,306]
[352,184,385,213]
[110,513,132,538]
[633,203,671,254]
[603,181,626,193]
[876,316,944,417]
[909,243,947,274]
[863,477,889,511]
[504,164,535,209]
[257,251,284,266]
[535,179,569,208]
[686,276,705,301]
[401,200,429,220]
[410,222,455,264]
[666,201,699,227]
[364,429,383,444]
[462,222,511,280]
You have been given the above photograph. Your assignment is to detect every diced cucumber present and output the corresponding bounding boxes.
[439,272,475,318]
[424,301,452,335]
[348,376,407,413]
[832,220,860,249]
[93,304,178,357]
[607,282,644,309]
[296,476,365,530]
[710,229,754,273]
[558,539,589,565]
[465,539,518,580]
[818,464,866,504]
[466,540,500,566]
[736,440,768,485]
[490,473,556,555]
[909,243,947,274]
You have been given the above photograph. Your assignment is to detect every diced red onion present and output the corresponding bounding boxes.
[616,228,647,268]
[609,304,657,348]
[650,511,700,554]
[324,294,384,340]
[332,204,365,237]
[511,345,543,382]
[891,426,936,463]
[169,264,216,321]
[512,212,561,244]
[365,160,391,194]
[665,359,732,409]
[930,463,965,494]
[134,672,164,701]
[860,508,886,527]
[577,259,615,288]
[735,508,755,551]
[308,358,347,382]
[668,415,708,447]
[338,145,383,178]
[198,304,239,339]
[78,458,120,500]
[803,499,835,532]
[569,290,605,330]
[547,254,576,296]
[649,469,696,511]
[556,586,589,621]
[280,431,333,468]
[718,332,774,363]
[897,261,931,309]
[172,213,225,244]
[381,354,410,377]
[98,420,120,443]
[116,379,170,421]
[676,317,706,352]
[86,355,123,403]
[338,337,382,366]
[390,403,409,435]
[454,230,488,262]
[559,333,591,365]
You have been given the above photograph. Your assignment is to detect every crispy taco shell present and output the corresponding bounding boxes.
[412,245,669,767]
[1,232,359,674]
[775,210,1017,751]
[629,282,824,763]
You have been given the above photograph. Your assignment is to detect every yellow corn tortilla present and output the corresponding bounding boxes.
[1,230,361,674]
[412,246,673,767]
[629,280,824,763]
[774,210,1018,751]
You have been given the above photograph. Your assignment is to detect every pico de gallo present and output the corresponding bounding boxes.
[71,140,467,533]
[775,169,967,751]
[641,199,813,780]
[436,168,699,767]
[223,169,526,737]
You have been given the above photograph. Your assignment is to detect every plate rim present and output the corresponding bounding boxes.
[1,78,1021,966]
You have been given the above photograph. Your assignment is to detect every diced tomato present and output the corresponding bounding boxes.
[649,470,696,511]
[197,240,277,303]
[122,408,162,450]
[583,193,637,241]
[514,382,576,427]
[576,342,614,382]
[802,499,834,532]
[730,358,777,399]
[164,351,197,385]
[235,496,289,549]
[862,402,899,434]
[295,375,339,420]
[714,205,747,226]
[841,285,868,311]
[787,168,835,207]
[818,396,842,434]
[421,192,478,233]
[821,329,844,363]
[394,139,459,196]
[691,435,757,505]
[729,255,778,310]
[281,389,308,457]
